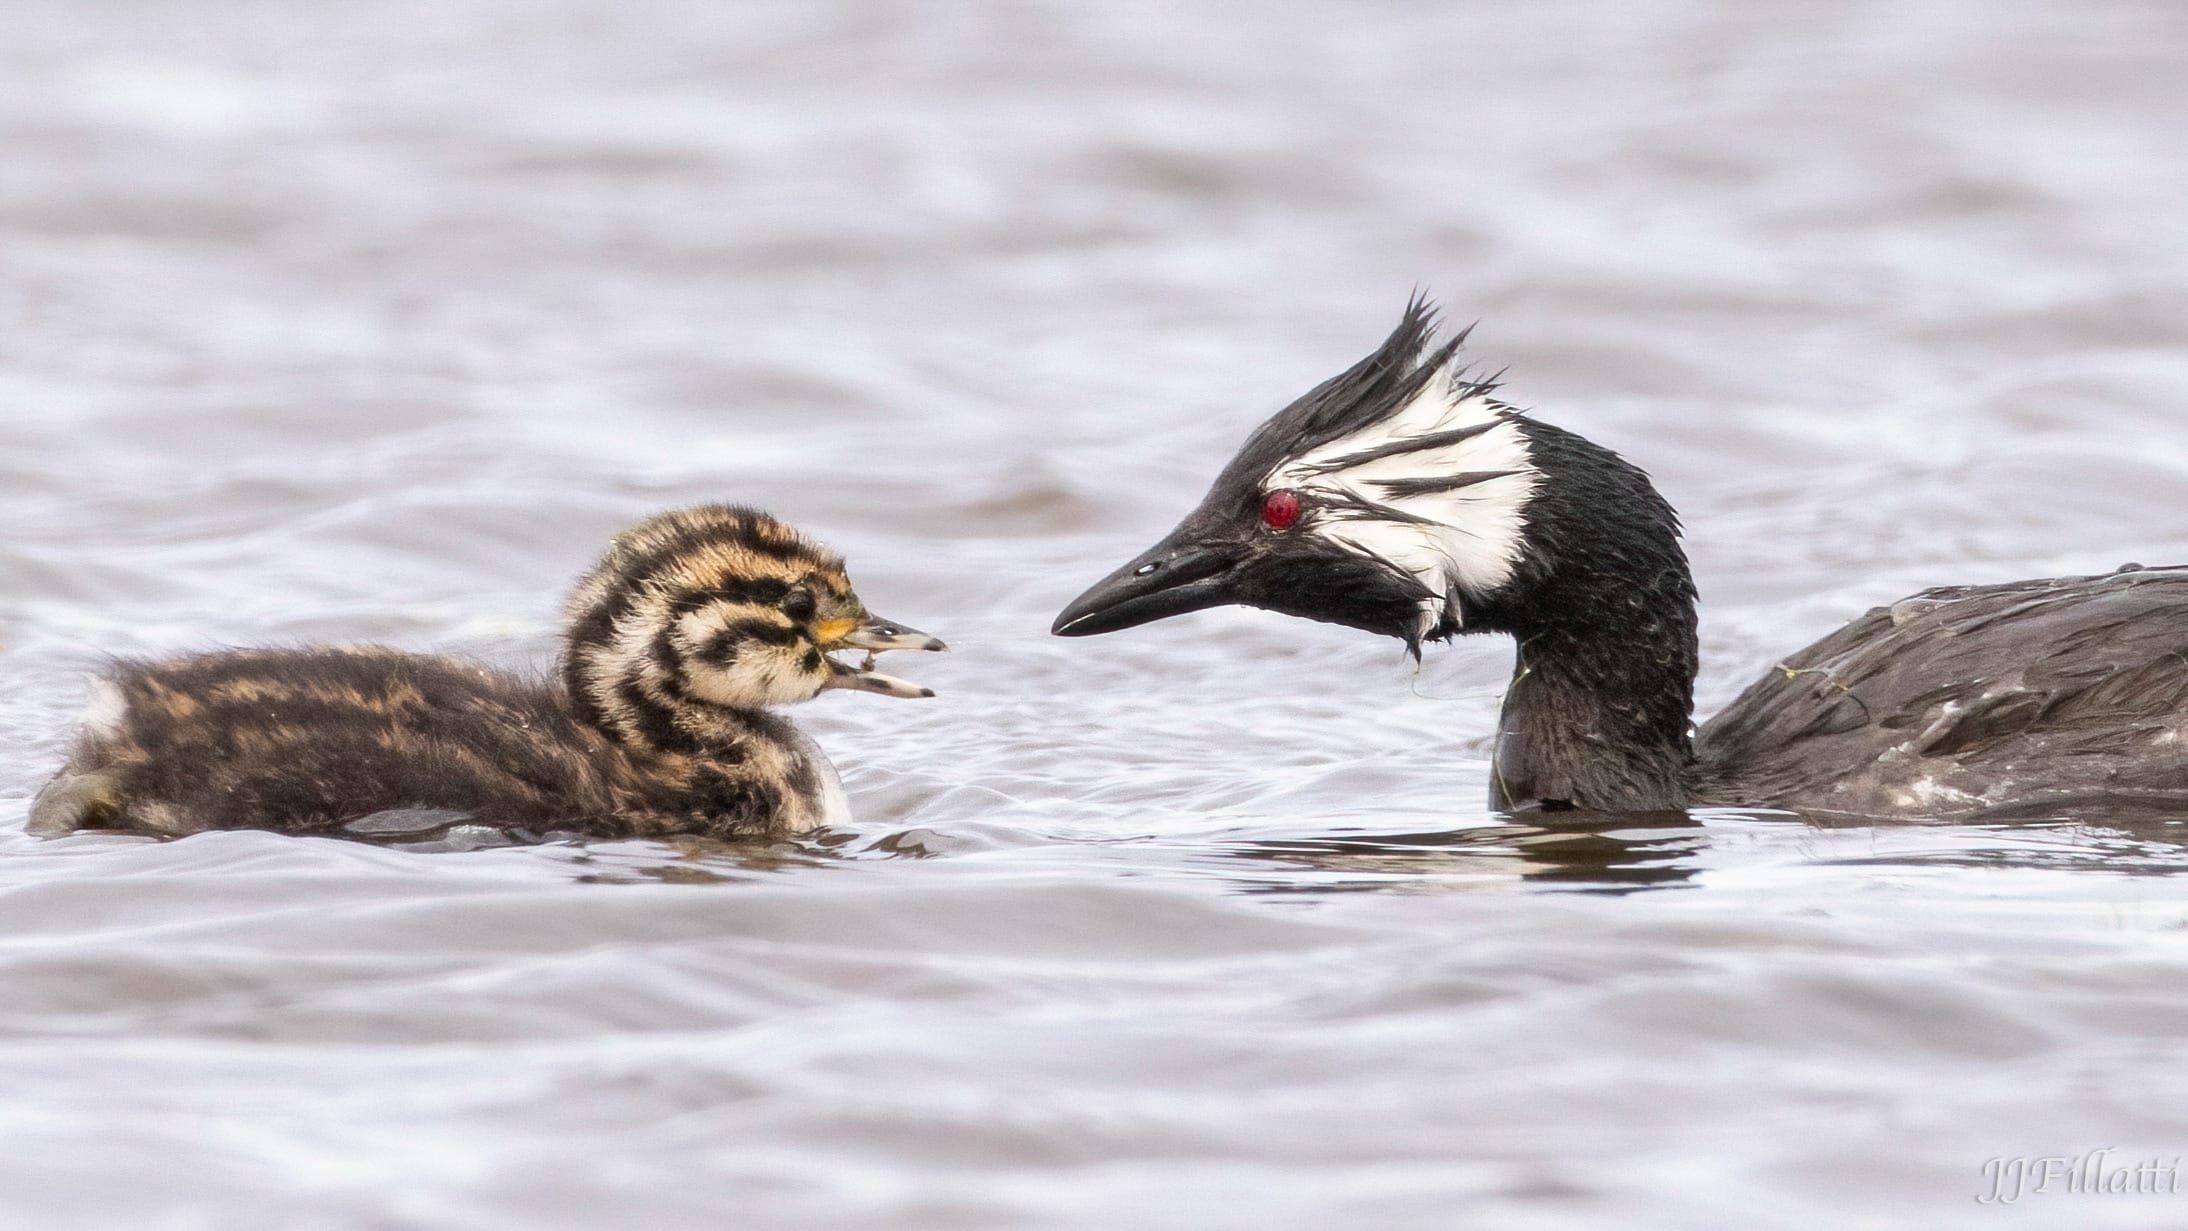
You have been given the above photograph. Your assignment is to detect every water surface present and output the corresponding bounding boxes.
[4,2,2188,1227]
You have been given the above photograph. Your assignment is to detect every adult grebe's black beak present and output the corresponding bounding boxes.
[1051,522,1246,637]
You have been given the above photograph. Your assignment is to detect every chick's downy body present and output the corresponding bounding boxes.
[31,505,943,841]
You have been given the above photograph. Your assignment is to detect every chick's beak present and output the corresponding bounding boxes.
[1051,524,1245,637]
[836,616,947,654]
[821,612,946,699]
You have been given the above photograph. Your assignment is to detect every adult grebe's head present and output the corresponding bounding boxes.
[1053,298,1547,655]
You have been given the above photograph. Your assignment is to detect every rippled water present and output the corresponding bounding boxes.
[5,1,2188,1227]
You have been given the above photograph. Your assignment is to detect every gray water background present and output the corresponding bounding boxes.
[3,2,2188,1227]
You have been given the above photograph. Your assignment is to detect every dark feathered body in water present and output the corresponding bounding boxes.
[1054,298,2188,820]
[1696,567,2188,818]
[32,505,943,841]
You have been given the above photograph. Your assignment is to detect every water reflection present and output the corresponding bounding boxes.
[1798,812,2188,878]
[561,831,858,884]
[282,793,2188,894]
[1219,810,1719,896]
[1215,807,2188,896]
[37,804,2188,895]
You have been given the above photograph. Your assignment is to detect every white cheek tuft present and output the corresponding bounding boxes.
[1268,363,1538,628]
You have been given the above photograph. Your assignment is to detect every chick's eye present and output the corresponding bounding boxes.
[1261,488,1302,530]
[782,589,817,621]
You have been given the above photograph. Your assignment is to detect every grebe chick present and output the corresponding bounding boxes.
[1053,299,2188,820]
[31,505,944,841]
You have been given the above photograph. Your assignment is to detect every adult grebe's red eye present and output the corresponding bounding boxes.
[1261,488,1302,530]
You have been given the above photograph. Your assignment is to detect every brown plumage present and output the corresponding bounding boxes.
[29,505,944,842]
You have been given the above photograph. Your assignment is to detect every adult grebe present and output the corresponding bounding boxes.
[1053,300,2188,819]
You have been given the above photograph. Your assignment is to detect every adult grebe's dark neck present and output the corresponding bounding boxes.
[1469,419,1699,812]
